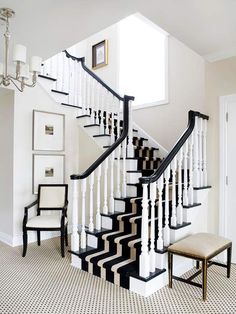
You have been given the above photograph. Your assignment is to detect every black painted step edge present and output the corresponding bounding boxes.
[183,203,201,209]
[51,89,69,95]
[76,114,91,119]
[84,124,100,128]
[170,222,191,230]
[193,186,212,190]
[130,268,166,282]
[38,74,57,81]
[93,134,110,138]
[61,103,82,109]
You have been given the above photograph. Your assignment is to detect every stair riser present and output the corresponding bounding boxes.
[94,136,111,147]
[127,185,138,197]
[127,172,142,184]
[84,125,101,136]
[77,116,93,126]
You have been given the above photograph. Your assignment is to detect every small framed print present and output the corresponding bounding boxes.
[33,110,65,151]
[33,154,65,194]
[92,40,108,70]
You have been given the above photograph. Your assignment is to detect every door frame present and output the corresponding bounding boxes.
[219,94,236,240]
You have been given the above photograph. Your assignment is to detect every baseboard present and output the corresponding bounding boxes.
[0,231,14,246]
[0,225,72,247]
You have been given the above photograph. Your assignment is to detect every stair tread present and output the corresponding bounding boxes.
[76,114,91,118]
[93,134,110,137]
[84,123,100,128]
[38,74,57,81]
[61,103,82,109]
[170,222,191,230]
[51,89,69,95]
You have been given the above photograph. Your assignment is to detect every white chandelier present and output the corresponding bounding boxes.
[0,8,42,92]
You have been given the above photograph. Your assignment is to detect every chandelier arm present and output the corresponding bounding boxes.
[9,77,23,92]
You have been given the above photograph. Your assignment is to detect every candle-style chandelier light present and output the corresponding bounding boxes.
[0,8,42,92]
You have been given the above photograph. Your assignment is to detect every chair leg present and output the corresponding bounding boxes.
[61,230,65,258]
[37,231,41,246]
[168,252,173,288]
[65,225,68,247]
[227,245,232,278]
[22,230,28,257]
[202,259,207,301]
[196,260,200,269]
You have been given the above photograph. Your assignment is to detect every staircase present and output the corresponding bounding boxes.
[39,50,210,297]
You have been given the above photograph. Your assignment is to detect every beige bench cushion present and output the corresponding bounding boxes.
[168,233,231,259]
[27,215,67,228]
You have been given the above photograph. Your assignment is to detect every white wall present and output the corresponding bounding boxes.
[0,88,14,244]
[69,23,119,92]
[10,84,80,246]
[206,56,236,234]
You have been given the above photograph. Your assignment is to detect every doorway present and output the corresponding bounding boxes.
[219,94,236,263]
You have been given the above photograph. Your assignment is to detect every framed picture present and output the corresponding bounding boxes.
[33,110,65,151]
[33,154,65,194]
[92,39,108,69]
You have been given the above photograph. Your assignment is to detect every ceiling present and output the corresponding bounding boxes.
[0,0,235,62]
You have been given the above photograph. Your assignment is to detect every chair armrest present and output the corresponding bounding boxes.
[25,200,38,211]
[23,200,38,227]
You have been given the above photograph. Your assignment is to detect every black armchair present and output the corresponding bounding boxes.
[22,184,69,257]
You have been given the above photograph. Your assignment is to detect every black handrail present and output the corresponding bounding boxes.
[71,95,134,180]
[139,110,209,184]
[64,50,124,101]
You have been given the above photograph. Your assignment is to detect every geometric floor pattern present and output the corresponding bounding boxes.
[0,238,235,314]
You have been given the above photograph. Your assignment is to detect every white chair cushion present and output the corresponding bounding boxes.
[26,214,67,228]
[39,186,66,208]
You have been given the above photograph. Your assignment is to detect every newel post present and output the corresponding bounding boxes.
[71,180,80,252]
[139,183,150,278]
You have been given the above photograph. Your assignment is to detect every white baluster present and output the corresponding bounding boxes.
[82,68,86,115]
[115,100,121,198]
[199,117,203,187]
[122,139,127,198]
[171,156,177,227]
[103,158,108,214]
[81,179,87,249]
[56,53,60,90]
[183,140,189,207]
[104,91,110,135]
[110,96,115,144]
[99,88,105,133]
[89,172,94,232]
[139,183,150,278]
[188,133,194,205]
[94,82,99,125]
[96,165,102,230]
[203,119,208,186]
[177,148,183,225]
[164,166,171,247]
[109,151,115,214]
[150,181,157,272]
[67,57,71,104]
[193,117,200,187]
[157,175,164,250]
[127,100,134,158]
[61,52,65,92]
[71,180,80,252]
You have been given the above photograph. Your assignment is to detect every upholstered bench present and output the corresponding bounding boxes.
[168,233,232,300]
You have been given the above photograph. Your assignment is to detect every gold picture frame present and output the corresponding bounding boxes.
[92,39,108,70]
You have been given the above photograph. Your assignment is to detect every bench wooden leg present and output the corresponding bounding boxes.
[227,245,232,278]
[168,252,173,288]
[202,259,207,301]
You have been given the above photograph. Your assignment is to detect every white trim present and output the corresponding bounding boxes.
[133,121,168,157]
[219,94,236,240]
[0,225,72,247]
[204,46,236,63]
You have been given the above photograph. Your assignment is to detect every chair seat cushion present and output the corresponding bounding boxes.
[26,214,67,229]
[168,233,231,259]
